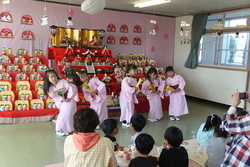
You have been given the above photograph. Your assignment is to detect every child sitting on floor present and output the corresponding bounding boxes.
[101,119,124,151]
[130,113,146,145]
[128,133,157,167]
[197,114,222,155]
[205,125,231,167]
[158,126,189,167]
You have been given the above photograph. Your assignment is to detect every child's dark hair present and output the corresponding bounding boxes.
[101,119,117,135]
[125,64,137,77]
[130,113,146,132]
[165,66,175,73]
[214,125,229,138]
[236,110,248,117]
[164,126,183,148]
[43,69,60,96]
[73,107,100,133]
[203,114,222,131]
[146,67,158,82]
[135,133,155,155]
[75,70,89,86]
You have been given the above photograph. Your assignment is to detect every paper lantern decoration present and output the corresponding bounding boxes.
[120,24,128,33]
[107,36,115,44]
[107,23,116,32]
[81,0,105,14]
[0,28,13,38]
[0,11,12,23]
[120,36,128,44]
[21,15,33,25]
[133,37,141,45]
[22,30,34,40]
[134,25,141,33]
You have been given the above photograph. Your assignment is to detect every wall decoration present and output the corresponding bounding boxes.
[120,24,128,33]
[0,28,13,38]
[107,23,116,32]
[163,33,169,40]
[22,30,34,40]
[21,15,33,25]
[151,46,155,52]
[41,15,48,25]
[120,36,128,44]
[133,25,141,33]
[133,37,141,45]
[107,36,115,44]
[0,11,12,23]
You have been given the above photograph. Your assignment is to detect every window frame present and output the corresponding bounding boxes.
[198,9,250,70]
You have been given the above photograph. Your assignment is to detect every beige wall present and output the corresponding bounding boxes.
[173,16,248,108]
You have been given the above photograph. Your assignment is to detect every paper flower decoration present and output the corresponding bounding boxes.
[81,0,105,14]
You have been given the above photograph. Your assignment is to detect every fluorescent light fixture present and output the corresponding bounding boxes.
[2,0,10,4]
[134,0,171,8]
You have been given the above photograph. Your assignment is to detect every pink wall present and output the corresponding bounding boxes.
[0,0,175,68]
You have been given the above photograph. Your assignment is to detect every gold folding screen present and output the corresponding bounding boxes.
[51,27,101,47]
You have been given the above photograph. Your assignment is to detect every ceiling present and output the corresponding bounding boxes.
[34,0,250,17]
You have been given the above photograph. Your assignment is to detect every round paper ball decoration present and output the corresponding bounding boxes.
[81,0,105,14]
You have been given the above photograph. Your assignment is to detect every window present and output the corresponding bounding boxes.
[198,9,250,68]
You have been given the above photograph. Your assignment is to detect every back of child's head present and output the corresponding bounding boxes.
[203,114,222,131]
[101,119,117,135]
[125,64,137,76]
[43,69,60,96]
[214,125,230,138]
[130,113,146,132]
[236,110,248,117]
[146,67,158,80]
[164,126,183,148]
[135,133,155,155]
[165,66,175,73]
[73,107,99,133]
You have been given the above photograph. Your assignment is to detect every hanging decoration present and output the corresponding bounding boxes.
[107,36,115,44]
[149,20,157,35]
[67,17,73,26]
[107,23,116,32]
[134,25,141,33]
[133,37,141,45]
[41,1,48,25]
[212,23,224,38]
[150,46,155,52]
[120,36,128,44]
[67,9,75,17]
[22,30,34,40]
[0,11,12,23]
[0,28,13,38]
[21,15,33,25]
[235,32,239,38]
[120,24,128,33]
[180,21,190,36]
[81,0,105,15]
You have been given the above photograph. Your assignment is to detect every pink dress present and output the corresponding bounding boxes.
[165,74,189,117]
[142,78,164,120]
[82,78,108,124]
[49,79,79,134]
[119,77,139,123]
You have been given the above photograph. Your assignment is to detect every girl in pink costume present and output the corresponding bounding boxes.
[142,67,164,122]
[75,71,108,128]
[119,64,138,127]
[43,69,79,136]
[165,66,189,121]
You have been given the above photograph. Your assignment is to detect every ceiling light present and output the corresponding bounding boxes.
[2,0,10,4]
[134,0,171,8]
